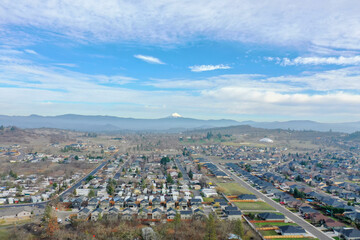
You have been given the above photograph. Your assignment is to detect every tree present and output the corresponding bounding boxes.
[52,183,58,189]
[44,205,54,222]
[204,214,217,240]
[293,188,305,198]
[188,170,193,180]
[88,189,96,198]
[167,174,174,184]
[9,170,17,178]
[74,155,79,160]
[46,217,59,237]
[106,183,115,196]
[293,188,299,197]
[173,212,181,240]
[85,175,95,183]
[233,219,244,238]
[178,172,183,179]
[160,157,170,165]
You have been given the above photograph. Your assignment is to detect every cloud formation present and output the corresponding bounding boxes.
[189,64,231,72]
[134,54,165,64]
[1,1,360,50]
[269,56,360,66]
[24,49,38,55]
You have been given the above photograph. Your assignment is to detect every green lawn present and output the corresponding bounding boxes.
[275,238,317,240]
[235,201,275,210]
[259,229,277,236]
[259,228,318,239]
[202,197,214,202]
[214,182,253,195]
[254,222,298,227]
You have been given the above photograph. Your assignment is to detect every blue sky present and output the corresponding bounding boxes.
[1,1,360,122]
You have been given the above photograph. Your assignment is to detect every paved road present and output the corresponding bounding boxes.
[0,161,107,209]
[175,158,190,181]
[214,162,333,240]
[59,161,107,198]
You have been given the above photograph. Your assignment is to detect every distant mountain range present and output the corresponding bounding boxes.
[0,114,360,133]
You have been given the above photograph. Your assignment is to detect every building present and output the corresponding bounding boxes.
[257,212,285,221]
[278,226,308,236]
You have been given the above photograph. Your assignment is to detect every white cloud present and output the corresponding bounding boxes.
[134,54,165,64]
[189,64,231,72]
[1,1,360,50]
[54,63,78,68]
[280,56,360,66]
[24,49,38,55]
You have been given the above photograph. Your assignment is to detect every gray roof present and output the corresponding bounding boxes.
[279,225,306,234]
[258,212,285,220]
[0,206,32,217]
[341,228,360,238]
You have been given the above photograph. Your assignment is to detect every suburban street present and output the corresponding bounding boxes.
[59,161,108,198]
[213,162,334,240]
[175,158,190,181]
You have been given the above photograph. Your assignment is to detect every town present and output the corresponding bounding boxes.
[1,126,360,240]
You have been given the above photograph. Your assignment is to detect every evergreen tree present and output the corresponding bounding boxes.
[106,183,115,196]
[204,214,217,240]
[173,212,181,240]
[188,170,193,180]
[233,219,244,238]
[167,174,174,184]
[88,189,96,198]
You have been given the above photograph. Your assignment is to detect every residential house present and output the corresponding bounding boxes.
[91,208,103,221]
[77,207,91,220]
[180,210,193,219]
[278,226,308,236]
[257,212,285,221]
[340,228,360,240]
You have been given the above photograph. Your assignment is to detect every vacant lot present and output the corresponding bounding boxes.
[234,202,275,211]
[0,229,9,239]
[214,181,253,195]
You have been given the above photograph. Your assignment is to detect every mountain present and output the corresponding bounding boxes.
[168,113,182,118]
[0,114,239,132]
[0,114,360,133]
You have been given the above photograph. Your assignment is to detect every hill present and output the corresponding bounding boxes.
[1,114,360,133]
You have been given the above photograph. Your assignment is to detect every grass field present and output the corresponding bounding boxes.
[222,142,268,148]
[259,229,317,239]
[254,222,298,227]
[0,229,9,239]
[214,182,253,195]
[274,238,318,240]
[259,229,277,236]
[202,197,214,202]
[235,202,275,211]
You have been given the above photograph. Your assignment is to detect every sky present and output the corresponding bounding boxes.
[1,1,360,122]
